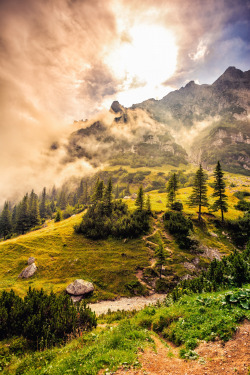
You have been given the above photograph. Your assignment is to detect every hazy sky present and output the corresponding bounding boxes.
[0,0,250,203]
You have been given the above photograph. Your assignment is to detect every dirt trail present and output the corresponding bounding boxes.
[115,321,250,375]
[88,294,166,315]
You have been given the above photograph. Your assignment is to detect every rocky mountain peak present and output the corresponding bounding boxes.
[110,101,124,114]
[212,66,247,88]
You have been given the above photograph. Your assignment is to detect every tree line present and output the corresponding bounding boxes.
[166,161,228,222]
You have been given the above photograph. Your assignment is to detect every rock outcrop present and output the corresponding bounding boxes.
[19,263,37,278]
[66,279,94,302]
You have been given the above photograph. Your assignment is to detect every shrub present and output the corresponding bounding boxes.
[0,288,97,349]
[163,211,193,249]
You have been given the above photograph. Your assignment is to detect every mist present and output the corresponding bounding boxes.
[0,0,249,205]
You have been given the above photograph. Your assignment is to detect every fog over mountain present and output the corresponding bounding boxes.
[0,0,250,204]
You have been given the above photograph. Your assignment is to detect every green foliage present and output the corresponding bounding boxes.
[188,165,208,221]
[171,201,183,211]
[171,243,250,300]
[234,199,250,212]
[212,161,228,222]
[76,181,150,239]
[0,202,12,239]
[163,211,193,249]
[166,173,178,207]
[54,210,62,222]
[135,185,144,211]
[75,199,150,240]
[233,190,250,200]
[0,288,97,350]
[226,212,250,247]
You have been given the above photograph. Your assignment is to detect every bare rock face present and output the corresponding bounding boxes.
[19,263,37,278]
[27,257,35,265]
[66,279,94,297]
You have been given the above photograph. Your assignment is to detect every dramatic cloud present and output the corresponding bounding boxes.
[0,0,249,203]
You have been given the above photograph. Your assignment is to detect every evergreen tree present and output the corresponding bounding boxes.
[29,190,41,227]
[54,210,62,222]
[11,205,17,231]
[50,200,56,213]
[77,179,84,201]
[212,161,228,222]
[16,194,31,234]
[156,242,166,280]
[166,173,178,207]
[188,165,208,221]
[0,201,12,239]
[91,178,104,203]
[146,195,152,214]
[103,178,113,214]
[40,187,47,219]
[58,190,67,210]
[135,186,144,211]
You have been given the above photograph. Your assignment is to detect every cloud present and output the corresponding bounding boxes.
[0,0,250,204]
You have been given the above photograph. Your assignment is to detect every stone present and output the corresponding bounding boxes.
[66,279,94,296]
[27,257,35,265]
[19,263,37,278]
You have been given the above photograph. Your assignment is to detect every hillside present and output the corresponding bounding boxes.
[1,166,248,300]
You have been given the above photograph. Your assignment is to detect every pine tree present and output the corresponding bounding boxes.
[40,187,47,219]
[58,190,67,210]
[77,179,84,201]
[156,242,166,280]
[0,201,12,239]
[16,194,31,234]
[91,178,104,203]
[135,186,144,211]
[212,161,228,222]
[103,178,113,214]
[29,190,41,227]
[166,173,178,207]
[188,165,208,221]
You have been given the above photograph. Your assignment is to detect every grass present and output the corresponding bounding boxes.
[0,164,248,299]
[1,285,250,374]
[0,214,151,300]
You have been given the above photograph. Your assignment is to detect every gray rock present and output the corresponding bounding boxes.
[70,295,84,303]
[28,257,35,265]
[19,263,37,278]
[66,279,94,296]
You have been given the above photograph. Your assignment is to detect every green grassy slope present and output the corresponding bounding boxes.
[0,164,249,299]
[0,214,150,300]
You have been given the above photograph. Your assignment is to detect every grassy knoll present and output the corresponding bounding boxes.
[0,213,150,300]
[1,285,250,374]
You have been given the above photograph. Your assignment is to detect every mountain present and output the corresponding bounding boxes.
[67,101,188,168]
[66,67,250,174]
[131,66,250,174]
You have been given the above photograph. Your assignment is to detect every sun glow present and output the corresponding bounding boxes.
[105,24,178,105]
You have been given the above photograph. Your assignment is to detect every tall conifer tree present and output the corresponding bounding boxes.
[40,187,47,219]
[0,201,12,239]
[212,161,228,222]
[103,178,113,214]
[135,186,144,211]
[166,173,178,207]
[188,165,208,221]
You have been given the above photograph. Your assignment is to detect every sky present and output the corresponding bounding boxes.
[0,0,250,203]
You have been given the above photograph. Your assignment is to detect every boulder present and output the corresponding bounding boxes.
[66,279,94,296]
[19,263,37,278]
[27,257,35,265]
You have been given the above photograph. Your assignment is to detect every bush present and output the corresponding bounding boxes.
[75,200,150,240]
[163,211,193,249]
[171,202,183,211]
[0,288,97,349]
[226,212,250,247]
[234,199,250,212]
